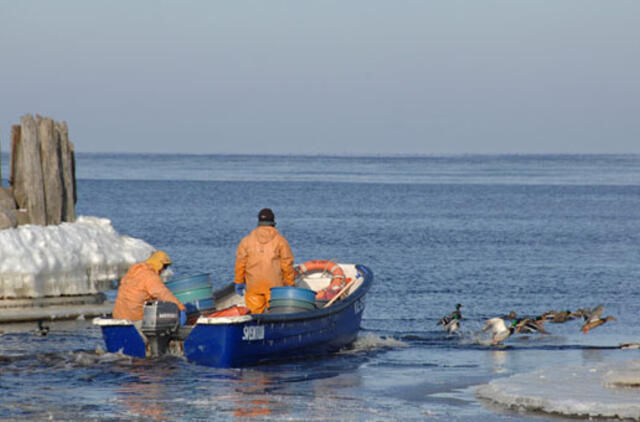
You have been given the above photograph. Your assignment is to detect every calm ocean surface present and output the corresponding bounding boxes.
[1,154,640,421]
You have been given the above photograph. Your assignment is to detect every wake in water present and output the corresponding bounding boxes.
[0,348,138,373]
[73,346,139,365]
[339,332,408,355]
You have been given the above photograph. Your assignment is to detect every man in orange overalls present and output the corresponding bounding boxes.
[234,208,295,314]
[113,250,186,323]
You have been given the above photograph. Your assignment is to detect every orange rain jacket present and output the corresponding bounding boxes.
[112,262,185,321]
[234,226,295,313]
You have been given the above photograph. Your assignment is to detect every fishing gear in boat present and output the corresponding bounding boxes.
[295,260,351,301]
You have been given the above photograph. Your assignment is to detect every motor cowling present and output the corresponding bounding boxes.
[141,301,180,357]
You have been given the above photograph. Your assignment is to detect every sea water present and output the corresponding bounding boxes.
[1,154,640,421]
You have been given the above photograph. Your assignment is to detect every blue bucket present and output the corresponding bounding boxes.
[174,287,213,304]
[269,298,316,311]
[270,286,316,303]
[184,297,215,315]
[166,273,214,315]
[267,305,311,314]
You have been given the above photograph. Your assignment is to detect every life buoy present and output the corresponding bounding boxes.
[295,260,350,301]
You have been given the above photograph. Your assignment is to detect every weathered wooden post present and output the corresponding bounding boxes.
[57,121,76,222]
[4,114,76,227]
[13,114,47,225]
[6,125,29,226]
[0,128,18,229]
[9,125,20,190]
[39,116,63,225]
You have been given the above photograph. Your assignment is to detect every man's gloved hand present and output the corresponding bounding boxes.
[179,309,187,326]
[235,283,245,296]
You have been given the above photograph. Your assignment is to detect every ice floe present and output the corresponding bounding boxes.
[475,359,640,420]
[0,216,153,298]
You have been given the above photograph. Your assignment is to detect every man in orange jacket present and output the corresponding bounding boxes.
[113,250,187,323]
[234,208,295,314]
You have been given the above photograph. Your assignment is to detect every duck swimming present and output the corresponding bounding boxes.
[619,342,640,350]
[444,304,462,319]
[437,304,463,334]
[437,313,461,335]
[36,320,50,336]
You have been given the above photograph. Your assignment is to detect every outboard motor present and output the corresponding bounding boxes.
[141,301,180,357]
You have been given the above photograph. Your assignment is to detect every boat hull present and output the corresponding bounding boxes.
[185,296,365,367]
[98,322,147,358]
[96,264,372,367]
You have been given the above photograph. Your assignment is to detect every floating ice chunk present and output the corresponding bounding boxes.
[475,359,640,420]
[0,216,154,298]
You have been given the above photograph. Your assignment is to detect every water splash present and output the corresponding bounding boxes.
[343,333,408,353]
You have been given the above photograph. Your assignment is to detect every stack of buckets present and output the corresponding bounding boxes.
[166,273,215,318]
[268,286,317,314]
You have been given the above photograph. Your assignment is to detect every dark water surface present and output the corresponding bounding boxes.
[2,154,640,421]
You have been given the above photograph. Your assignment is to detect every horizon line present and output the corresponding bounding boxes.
[2,151,639,158]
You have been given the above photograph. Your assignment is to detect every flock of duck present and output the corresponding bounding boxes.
[437,304,617,344]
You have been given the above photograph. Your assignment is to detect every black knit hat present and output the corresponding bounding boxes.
[258,208,275,226]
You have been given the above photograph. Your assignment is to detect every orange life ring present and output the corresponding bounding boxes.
[295,260,350,301]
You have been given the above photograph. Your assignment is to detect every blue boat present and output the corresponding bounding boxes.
[94,263,372,367]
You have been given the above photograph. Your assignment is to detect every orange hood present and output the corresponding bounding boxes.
[254,226,278,244]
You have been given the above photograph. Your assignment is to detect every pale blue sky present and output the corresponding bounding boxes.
[1,1,639,154]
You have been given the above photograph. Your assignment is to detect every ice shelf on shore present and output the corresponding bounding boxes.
[475,359,640,420]
[0,216,153,298]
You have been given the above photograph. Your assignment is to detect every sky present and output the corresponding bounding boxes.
[1,1,639,155]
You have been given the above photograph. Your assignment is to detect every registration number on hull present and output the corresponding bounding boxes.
[242,325,265,341]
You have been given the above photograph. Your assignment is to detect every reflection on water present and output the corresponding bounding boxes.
[231,370,280,418]
[96,354,368,421]
[117,366,176,420]
[489,350,509,374]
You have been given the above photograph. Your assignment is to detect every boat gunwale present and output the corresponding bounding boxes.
[197,264,372,326]
[94,265,372,327]
[248,264,372,324]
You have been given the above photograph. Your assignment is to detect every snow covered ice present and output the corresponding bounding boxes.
[0,216,153,298]
[475,359,640,420]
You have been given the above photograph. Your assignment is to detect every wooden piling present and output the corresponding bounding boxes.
[39,117,63,225]
[7,115,77,226]
[57,121,76,222]
[9,125,20,190]
[15,115,46,225]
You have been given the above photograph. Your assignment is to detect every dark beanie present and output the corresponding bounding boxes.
[258,208,275,226]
